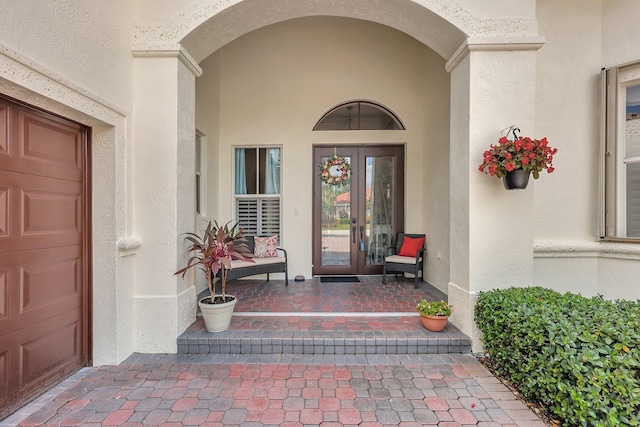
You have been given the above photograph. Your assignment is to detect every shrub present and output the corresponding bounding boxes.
[475,287,640,426]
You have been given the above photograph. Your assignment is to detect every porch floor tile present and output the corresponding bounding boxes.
[182,276,471,355]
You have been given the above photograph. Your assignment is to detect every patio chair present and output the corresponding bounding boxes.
[382,233,426,288]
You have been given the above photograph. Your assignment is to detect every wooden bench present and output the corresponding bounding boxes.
[216,235,289,285]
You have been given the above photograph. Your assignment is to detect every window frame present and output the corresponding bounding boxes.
[313,100,405,131]
[233,146,282,237]
[601,60,640,242]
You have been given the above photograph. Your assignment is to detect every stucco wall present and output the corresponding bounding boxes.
[0,1,136,364]
[602,0,640,68]
[196,17,451,290]
[535,0,601,242]
[533,0,640,301]
[0,0,133,109]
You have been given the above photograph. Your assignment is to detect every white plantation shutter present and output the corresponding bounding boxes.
[236,196,280,236]
[237,198,259,236]
[260,197,281,236]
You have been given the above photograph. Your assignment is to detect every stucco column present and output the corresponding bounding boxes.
[446,42,543,350]
[131,48,202,353]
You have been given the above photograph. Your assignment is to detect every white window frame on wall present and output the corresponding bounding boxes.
[602,60,640,241]
[195,130,207,217]
[233,146,282,237]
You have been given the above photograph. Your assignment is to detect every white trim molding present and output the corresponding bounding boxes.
[132,46,203,77]
[534,240,640,261]
[445,36,545,72]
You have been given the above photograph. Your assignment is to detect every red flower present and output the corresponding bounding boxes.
[478,133,557,180]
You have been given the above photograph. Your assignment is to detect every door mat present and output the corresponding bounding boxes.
[320,276,360,283]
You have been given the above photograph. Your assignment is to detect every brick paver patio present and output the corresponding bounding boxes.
[2,353,547,427]
[1,277,547,426]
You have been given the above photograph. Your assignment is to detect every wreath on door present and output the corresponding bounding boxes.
[319,153,351,185]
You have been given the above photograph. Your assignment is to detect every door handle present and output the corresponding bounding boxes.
[351,217,357,243]
[359,226,365,251]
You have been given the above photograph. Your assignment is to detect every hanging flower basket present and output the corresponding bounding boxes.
[478,127,557,190]
[319,154,351,185]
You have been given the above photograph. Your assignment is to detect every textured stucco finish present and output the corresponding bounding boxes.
[1,0,639,363]
[133,0,538,62]
[130,55,198,353]
[448,47,538,346]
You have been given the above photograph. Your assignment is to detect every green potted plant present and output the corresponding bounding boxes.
[478,128,557,190]
[416,299,453,332]
[175,220,254,332]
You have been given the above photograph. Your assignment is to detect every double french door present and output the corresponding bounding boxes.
[312,145,404,275]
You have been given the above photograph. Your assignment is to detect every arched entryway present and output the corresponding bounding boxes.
[129,0,543,353]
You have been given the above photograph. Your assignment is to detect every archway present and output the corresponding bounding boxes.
[131,0,543,352]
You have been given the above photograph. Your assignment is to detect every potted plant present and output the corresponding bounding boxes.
[478,128,558,190]
[175,220,254,332]
[416,299,453,332]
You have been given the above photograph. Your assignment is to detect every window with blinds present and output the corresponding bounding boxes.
[602,61,640,240]
[235,147,281,236]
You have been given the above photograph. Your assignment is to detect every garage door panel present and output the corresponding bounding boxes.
[0,246,83,330]
[0,171,82,253]
[20,312,80,386]
[20,111,83,180]
[22,187,81,236]
[21,249,80,311]
[0,105,83,182]
[0,310,83,415]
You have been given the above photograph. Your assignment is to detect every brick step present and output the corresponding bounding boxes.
[177,315,472,355]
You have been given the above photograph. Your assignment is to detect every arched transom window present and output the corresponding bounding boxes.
[313,100,405,131]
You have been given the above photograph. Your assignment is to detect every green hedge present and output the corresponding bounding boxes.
[474,287,640,427]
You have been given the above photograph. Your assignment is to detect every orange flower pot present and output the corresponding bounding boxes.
[419,314,449,332]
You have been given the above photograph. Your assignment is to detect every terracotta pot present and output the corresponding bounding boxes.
[419,314,449,332]
[198,295,237,332]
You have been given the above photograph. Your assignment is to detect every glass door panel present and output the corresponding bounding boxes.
[365,155,395,265]
[321,155,352,266]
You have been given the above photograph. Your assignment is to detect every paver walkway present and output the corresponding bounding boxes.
[1,278,547,426]
[2,353,546,427]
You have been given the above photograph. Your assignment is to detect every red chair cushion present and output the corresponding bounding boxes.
[398,236,425,257]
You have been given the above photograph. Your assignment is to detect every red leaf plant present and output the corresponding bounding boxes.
[175,220,254,303]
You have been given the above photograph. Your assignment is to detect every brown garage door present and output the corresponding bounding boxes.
[0,95,90,419]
